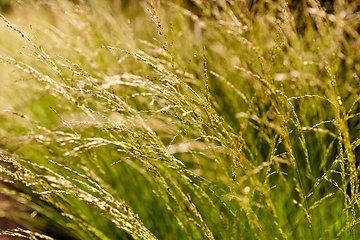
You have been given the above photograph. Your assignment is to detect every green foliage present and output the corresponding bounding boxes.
[0,0,360,239]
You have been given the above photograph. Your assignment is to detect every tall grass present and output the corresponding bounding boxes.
[0,0,360,239]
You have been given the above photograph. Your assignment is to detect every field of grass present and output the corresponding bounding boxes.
[0,0,360,239]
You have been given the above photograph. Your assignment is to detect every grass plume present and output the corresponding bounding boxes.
[0,0,360,239]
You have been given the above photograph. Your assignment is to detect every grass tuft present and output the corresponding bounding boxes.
[0,0,360,239]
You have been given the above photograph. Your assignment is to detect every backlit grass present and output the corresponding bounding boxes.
[1,0,360,239]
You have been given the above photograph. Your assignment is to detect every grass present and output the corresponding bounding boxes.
[0,0,360,239]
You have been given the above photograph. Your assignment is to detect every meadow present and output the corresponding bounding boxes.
[0,0,360,239]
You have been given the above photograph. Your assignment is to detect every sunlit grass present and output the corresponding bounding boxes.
[0,0,360,239]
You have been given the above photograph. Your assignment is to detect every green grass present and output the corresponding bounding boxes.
[0,0,360,239]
